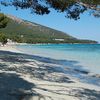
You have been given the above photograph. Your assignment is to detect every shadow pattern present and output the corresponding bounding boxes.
[0,50,100,100]
[0,50,100,85]
[0,72,36,100]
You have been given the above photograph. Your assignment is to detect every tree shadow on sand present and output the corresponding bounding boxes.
[0,73,100,100]
[0,72,39,100]
[0,50,100,85]
[70,88,100,100]
[0,50,100,100]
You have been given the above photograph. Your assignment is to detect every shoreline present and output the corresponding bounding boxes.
[15,42,99,45]
[0,45,100,100]
[0,44,21,53]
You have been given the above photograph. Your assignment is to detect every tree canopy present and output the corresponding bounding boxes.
[0,13,8,28]
[0,0,100,20]
[0,33,7,45]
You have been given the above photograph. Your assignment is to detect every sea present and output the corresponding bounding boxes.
[16,44,100,74]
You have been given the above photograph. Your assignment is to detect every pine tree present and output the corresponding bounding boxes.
[0,0,100,20]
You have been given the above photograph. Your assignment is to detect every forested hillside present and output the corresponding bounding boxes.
[0,14,97,44]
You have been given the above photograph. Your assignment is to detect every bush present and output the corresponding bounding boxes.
[0,33,7,45]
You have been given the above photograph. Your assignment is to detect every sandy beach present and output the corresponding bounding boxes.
[0,45,100,100]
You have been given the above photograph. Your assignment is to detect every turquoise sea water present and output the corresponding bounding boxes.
[16,44,100,74]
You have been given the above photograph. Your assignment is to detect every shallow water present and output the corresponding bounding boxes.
[16,44,100,74]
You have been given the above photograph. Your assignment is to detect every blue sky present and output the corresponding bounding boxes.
[0,6,100,42]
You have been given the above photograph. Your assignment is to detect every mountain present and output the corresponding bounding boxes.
[0,14,97,44]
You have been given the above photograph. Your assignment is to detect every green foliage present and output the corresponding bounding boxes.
[0,15,97,44]
[0,0,100,19]
[0,33,7,45]
[0,13,8,28]
[0,16,73,43]
[10,36,23,43]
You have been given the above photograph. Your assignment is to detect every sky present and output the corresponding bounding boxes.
[0,5,100,43]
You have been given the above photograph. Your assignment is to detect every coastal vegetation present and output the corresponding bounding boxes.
[0,14,97,44]
[0,0,99,44]
[0,33,7,45]
[0,13,8,28]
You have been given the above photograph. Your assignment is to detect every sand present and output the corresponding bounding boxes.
[0,45,100,100]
